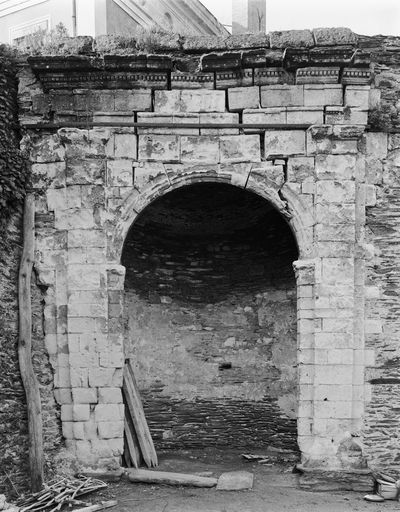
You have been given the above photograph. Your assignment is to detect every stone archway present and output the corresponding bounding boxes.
[109,167,317,463]
[120,182,300,454]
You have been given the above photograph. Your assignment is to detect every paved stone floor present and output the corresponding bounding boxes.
[98,449,399,512]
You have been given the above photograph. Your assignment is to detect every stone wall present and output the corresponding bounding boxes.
[0,49,62,494]
[122,184,298,451]
[11,28,400,475]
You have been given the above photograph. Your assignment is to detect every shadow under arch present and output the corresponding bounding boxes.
[111,171,314,265]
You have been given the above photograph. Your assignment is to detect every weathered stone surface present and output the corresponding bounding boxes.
[261,85,304,108]
[243,108,287,130]
[286,107,324,124]
[200,113,239,135]
[216,471,254,491]
[344,86,370,109]
[228,86,260,111]
[107,160,134,187]
[312,27,358,47]
[113,134,138,158]
[180,136,220,163]
[72,388,98,404]
[154,90,225,113]
[138,135,180,162]
[264,130,306,156]
[304,84,343,106]
[219,135,261,162]
[270,30,314,49]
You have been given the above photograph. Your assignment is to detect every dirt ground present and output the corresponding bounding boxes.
[96,449,400,512]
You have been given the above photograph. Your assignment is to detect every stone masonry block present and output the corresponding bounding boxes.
[304,84,343,106]
[365,319,382,334]
[322,258,354,285]
[98,387,123,403]
[98,421,124,439]
[365,184,377,206]
[228,86,260,111]
[344,86,370,109]
[264,130,306,156]
[315,180,355,204]
[180,136,219,162]
[55,209,96,231]
[114,89,151,111]
[286,107,324,124]
[313,27,357,46]
[138,113,199,135]
[243,109,287,134]
[138,135,180,162]
[287,156,315,182]
[365,132,388,159]
[72,388,98,404]
[260,85,304,108]
[315,154,356,180]
[68,265,102,290]
[90,439,113,458]
[154,90,225,113]
[270,29,314,49]
[113,134,138,159]
[71,399,95,419]
[73,422,86,440]
[200,113,239,135]
[61,405,73,421]
[107,160,133,187]
[107,266,126,290]
[62,422,74,439]
[32,162,66,189]
[220,135,261,163]
[89,368,116,387]
[54,388,72,405]
[315,224,355,242]
[94,404,124,422]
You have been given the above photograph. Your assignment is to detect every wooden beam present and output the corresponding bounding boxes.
[123,361,158,468]
[18,193,44,492]
[126,469,218,487]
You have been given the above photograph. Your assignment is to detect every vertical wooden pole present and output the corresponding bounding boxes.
[18,193,44,492]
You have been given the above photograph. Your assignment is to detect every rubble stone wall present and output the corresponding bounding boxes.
[12,28,400,473]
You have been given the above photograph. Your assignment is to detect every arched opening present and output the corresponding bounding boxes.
[121,182,300,459]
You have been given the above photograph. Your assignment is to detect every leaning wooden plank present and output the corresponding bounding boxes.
[123,361,158,467]
[18,193,44,492]
[124,419,140,468]
[123,435,133,468]
[127,469,218,488]
[72,500,117,512]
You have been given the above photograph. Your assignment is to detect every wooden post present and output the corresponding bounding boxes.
[18,193,44,492]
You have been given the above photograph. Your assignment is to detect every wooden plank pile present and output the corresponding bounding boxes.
[122,359,158,468]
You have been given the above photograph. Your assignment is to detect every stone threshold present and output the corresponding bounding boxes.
[296,464,374,492]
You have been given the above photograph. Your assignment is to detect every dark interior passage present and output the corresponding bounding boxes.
[122,183,299,452]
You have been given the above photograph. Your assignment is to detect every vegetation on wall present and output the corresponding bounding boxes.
[0,45,28,225]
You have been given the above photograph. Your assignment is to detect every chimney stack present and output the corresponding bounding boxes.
[232,0,266,34]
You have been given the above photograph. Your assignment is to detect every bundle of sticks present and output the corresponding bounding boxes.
[17,477,107,512]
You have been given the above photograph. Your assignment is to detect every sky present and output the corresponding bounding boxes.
[201,0,400,36]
